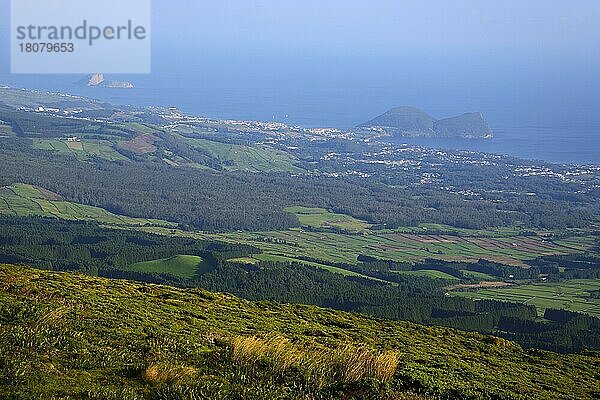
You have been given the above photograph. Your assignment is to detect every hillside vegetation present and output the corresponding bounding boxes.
[1,264,599,399]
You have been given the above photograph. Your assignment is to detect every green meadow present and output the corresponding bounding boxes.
[0,183,175,228]
[1,182,597,287]
[184,136,303,173]
[125,255,208,279]
[453,279,600,318]
[285,206,372,233]
[251,252,387,282]
[392,269,460,281]
[202,228,596,267]
[32,138,129,161]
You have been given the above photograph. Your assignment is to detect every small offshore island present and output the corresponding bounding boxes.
[76,73,134,89]
[359,106,493,139]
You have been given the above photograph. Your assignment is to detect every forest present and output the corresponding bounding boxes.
[1,215,598,353]
[0,137,595,232]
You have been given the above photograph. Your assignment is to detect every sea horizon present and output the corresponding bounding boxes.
[1,60,599,165]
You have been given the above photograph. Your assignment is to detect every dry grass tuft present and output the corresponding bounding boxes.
[231,335,400,387]
[370,350,401,381]
[330,345,400,383]
[232,335,302,376]
[141,363,196,384]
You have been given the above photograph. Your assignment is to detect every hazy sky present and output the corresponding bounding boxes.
[1,0,599,58]
[149,0,599,55]
[0,0,599,127]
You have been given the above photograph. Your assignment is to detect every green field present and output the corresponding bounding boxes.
[32,139,128,161]
[392,269,460,281]
[453,279,600,317]
[285,206,372,233]
[188,228,596,267]
[0,121,13,137]
[125,255,208,279]
[251,253,388,282]
[0,183,175,228]
[0,87,103,109]
[3,182,597,284]
[461,270,498,281]
[227,257,260,265]
[184,137,303,173]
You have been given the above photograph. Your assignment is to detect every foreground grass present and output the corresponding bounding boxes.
[1,265,599,399]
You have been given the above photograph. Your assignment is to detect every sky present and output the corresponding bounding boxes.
[0,0,599,130]
[1,0,599,62]
[148,0,600,56]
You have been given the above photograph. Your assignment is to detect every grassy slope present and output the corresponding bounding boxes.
[285,206,372,233]
[392,270,459,281]
[1,265,599,400]
[184,137,303,173]
[0,183,175,228]
[32,138,129,161]
[125,255,207,279]
[252,253,389,283]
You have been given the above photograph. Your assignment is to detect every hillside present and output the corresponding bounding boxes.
[1,264,599,399]
[358,106,435,135]
[359,107,493,138]
[433,112,493,138]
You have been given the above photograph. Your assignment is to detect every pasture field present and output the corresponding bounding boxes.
[32,139,128,161]
[184,137,303,173]
[392,269,459,281]
[0,122,13,137]
[0,183,175,228]
[199,229,596,267]
[119,134,159,155]
[452,279,600,318]
[227,257,260,265]
[251,253,387,282]
[0,87,103,109]
[124,255,207,279]
[285,206,372,233]
[387,223,526,237]
[461,270,498,281]
[2,183,597,282]
[121,122,163,136]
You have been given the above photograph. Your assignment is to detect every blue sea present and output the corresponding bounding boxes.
[1,50,599,165]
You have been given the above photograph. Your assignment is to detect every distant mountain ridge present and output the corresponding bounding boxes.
[359,106,493,138]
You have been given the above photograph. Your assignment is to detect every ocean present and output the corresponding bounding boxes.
[1,51,599,165]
